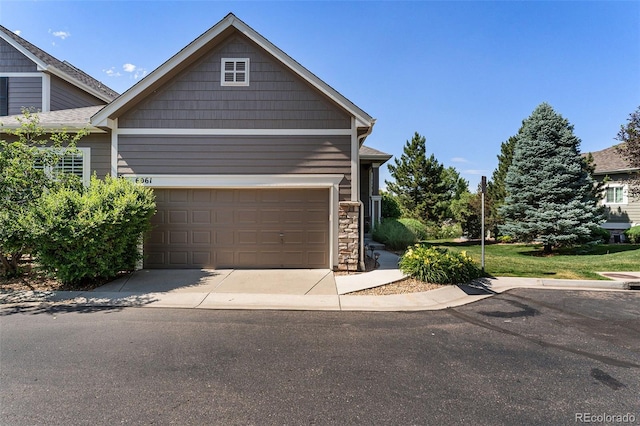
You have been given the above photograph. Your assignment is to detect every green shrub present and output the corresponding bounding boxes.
[381,191,401,219]
[373,218,420,250]
[398,218,428,240]
[625,225,640,244]
[497,235,513,243]
[399,244,483,284]
[31,175,156,284]
[437,222,463,240]
[591,227,611,244]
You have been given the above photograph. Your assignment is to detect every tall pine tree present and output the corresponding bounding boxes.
[386,132,452,223]
[499,103,604,253]
[486,133,518,237]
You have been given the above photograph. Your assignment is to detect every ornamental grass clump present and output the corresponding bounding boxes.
[399,244,483,284]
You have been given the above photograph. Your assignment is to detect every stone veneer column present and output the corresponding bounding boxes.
[338,201,360,271]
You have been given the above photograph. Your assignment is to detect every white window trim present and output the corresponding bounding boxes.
[603,184,628,205]
[220,58,250,86]
[36,147,91,186]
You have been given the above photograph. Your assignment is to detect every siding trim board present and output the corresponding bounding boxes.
[117,128,354,136]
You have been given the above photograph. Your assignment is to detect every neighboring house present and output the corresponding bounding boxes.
[0,24,119,183]
[0,14,391,271]
[586,144,639,242]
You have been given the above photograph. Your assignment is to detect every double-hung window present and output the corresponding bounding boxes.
[603,184,628,205]
[35,147,91,186]
[221,58,249,86]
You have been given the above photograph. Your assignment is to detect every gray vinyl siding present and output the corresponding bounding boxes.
[50,76,105,110]
[7,76,41,115]
[0,39,37,72]
[118,134,352,199]
[78,133,111,178]
[118,34,351,130]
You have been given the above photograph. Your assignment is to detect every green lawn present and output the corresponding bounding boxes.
[426,242,640,280]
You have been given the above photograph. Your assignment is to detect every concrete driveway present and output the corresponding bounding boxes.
[98,269,338,295]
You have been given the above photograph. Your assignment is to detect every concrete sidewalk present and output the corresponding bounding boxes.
[1,250,638,311]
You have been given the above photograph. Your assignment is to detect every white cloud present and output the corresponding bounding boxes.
[13,30,21,36]
[122,63,148,80]
[49,29,70,40]
[451,157,470,163]
[104,67,121,78]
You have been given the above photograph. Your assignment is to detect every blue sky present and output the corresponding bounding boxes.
[2,1,639,190]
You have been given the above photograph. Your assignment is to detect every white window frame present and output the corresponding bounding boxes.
[36,147,91,186]
[220,58,250,86]
[603,184,628,205]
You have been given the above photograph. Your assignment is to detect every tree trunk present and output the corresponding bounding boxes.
[543,244,553,254]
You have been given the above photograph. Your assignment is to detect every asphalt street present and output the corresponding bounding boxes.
[1,288,639,425]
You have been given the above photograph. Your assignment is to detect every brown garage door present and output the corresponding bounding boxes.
[144,188,329,269]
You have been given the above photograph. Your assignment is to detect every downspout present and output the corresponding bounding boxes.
[357,119,376,271]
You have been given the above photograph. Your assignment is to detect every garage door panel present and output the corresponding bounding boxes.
[238,230,259,245]
[150,210,165,226]
[215,230,234,245]
[192,210,211,224]
[192,189,212,203]
[169,251,188,265]
[169,189,188,203]
[169,210,188,224]
[192,231,211,245]
[192,251,211,265]
[307,230,327,244]
[215,210,234,224]
[144,188,329,269]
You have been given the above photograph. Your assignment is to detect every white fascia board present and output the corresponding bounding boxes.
[119,174,344,188]
[116,128,352,136]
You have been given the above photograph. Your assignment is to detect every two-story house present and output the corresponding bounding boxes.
[0,14,391,271]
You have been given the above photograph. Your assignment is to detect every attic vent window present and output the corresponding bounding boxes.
[221,58,249,86]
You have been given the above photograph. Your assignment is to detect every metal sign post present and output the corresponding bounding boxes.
[481,176,486,272]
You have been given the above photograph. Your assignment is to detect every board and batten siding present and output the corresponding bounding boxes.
[117,34,351,130]
[0,39,37,72]
[7,76,41,115]
[117,134,352,200]
[50,76,104,111]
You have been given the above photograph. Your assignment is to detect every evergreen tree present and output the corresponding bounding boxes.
[499,103,604,253]
[386,132,453,223]
[486,133,518,237]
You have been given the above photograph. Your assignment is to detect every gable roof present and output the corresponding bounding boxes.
[91,13,374,131]
[586,143,636,174]
[0,25,119,102]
